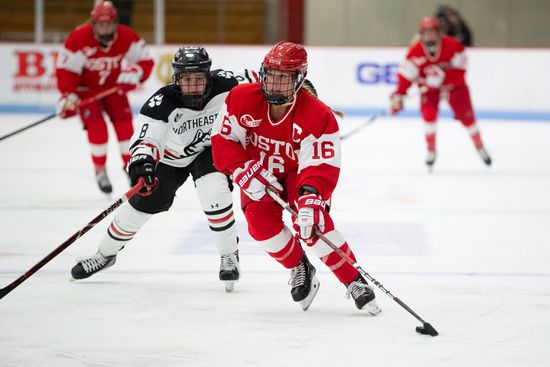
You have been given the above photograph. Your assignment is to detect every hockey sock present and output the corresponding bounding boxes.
[99,203,152,256]
[424,121,437,152]
[425,133,436,152]
[206,203,238,255]
[308,230,359,284]
[195,173,238,255]
[269,236,304,269]
[466,123,484,148]
[258,227,304,269]
[319,241,359,284]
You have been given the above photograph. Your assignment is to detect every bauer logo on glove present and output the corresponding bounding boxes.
[295,193,327,240]
[233,160,283,201]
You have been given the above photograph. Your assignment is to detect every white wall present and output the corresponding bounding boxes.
[2,44,550,119]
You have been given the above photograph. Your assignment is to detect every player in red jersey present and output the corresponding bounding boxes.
[391,16,491,169]
[211,41,381,314]
[56,1,154,193]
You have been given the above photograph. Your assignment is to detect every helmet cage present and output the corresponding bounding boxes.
[259,66,306,105]
[172,47,213,109]
[91,2,118,47]
[94,28,117,46]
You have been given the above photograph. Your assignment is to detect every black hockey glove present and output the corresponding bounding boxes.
[128,154,158,196]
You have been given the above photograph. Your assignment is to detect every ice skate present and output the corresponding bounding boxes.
[425,150,436,172]
[219,250,240,292]
[95,169,113,194]
[71,251,116,280]
[289,253,320,311]
[346,275,381,315]
[476,147,492,166]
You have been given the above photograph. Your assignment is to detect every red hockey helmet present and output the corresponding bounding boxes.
[419,16,441,32]
[262,41,308,74]
[91,1,118,23]
[259,41,308,105]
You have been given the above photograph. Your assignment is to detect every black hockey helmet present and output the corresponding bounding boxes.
[172,46,213,109]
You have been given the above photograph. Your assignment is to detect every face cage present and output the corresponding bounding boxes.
[259,66,305,105]
[173,71,211,109]
[93,22,117,47]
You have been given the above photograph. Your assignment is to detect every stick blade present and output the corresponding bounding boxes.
[416,323,439,337]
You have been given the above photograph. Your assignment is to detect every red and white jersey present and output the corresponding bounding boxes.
[211,83,342,200]
[56,23,154,95]
[396,35,467,94]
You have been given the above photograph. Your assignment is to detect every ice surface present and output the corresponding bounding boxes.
[1,114,549,366]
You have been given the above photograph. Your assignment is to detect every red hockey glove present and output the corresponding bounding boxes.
[390,92,404,115]
[128,154,158,196]
[233,160,283,201]
[117,65,143,92]
[294,194,327,241]
[56,93,80,119]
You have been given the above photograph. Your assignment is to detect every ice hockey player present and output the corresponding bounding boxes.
[390,16,491,170]
[71,46,258,292]
[210,41,381,314]
[56,1,154,193]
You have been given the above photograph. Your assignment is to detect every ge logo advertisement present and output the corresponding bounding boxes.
[356,62,399,85]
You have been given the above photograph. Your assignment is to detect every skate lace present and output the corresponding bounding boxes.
[345,280,371,300]
[79,253,108,273]
[220,252,240,272]
[289,262,306,288]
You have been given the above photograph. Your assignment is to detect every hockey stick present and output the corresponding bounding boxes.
[0,178,144,301]
[340,86,429,141]
[0,86,120,142]
[266,188,439,337]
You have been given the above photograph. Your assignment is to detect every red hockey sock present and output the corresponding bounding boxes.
[425,133,436,152]
[267,236,304,269]
[93,159,107,172]
[320,242,359,284]
[470,131,484,148]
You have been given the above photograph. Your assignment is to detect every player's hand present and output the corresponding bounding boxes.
[56,93,80,119]
[128,154,157,196]
[117,66,143,92]
[233,160,283,201]
[390,92,404,115]
[294,193,327,240]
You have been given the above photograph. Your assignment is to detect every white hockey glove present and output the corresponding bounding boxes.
[390,92,404,115]
[117,66,143,92]
[56,93,80,119]
[294,193,326,241]
[233,160,283,201]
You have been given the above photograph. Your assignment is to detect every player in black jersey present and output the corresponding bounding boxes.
[71,46,257,292]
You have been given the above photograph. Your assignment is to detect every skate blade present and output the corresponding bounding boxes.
[299,276,320,311]
[224,281,236,293]
[362,299,382,316]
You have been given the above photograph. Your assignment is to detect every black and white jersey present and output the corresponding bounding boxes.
[130,69,257,168]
